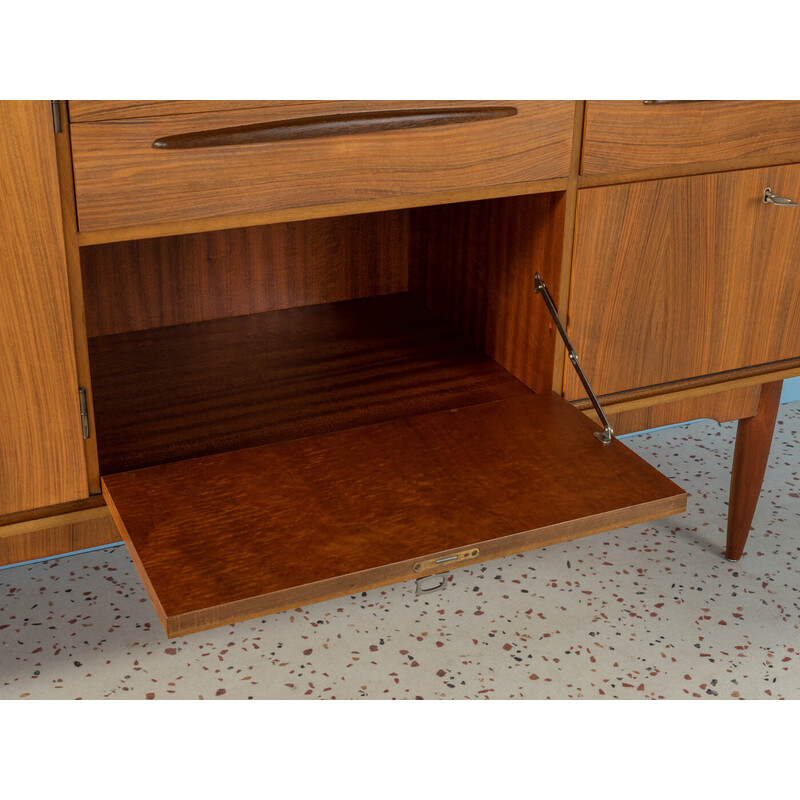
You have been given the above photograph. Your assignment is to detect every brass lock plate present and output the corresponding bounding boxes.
[412,548,480,574]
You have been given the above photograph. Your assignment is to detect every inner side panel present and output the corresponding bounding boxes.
[408,193,565,393]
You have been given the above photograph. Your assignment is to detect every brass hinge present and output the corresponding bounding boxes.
[78,387,90,439]
[51,101,62,134]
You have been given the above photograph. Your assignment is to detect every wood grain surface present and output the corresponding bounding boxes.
[53,101,101,493]
[152,107,518,148]
[0,510,118,567]
[582,101,800,175]
[69,100,320,123]
[102,393,686,637]
[570,359,800,412]
[587,385,761,435]
[726,380,783,561]
[88,293,531,474]
[552,101,587,392]
[75,178,569,247]
[0,494,105,530]
[69,101,574,232]
[81,210,409,337]
[69,100,521,125]
[565,164,800,400]
[410,193,565,393]
[0,101,88,515]
[578,153,800,191]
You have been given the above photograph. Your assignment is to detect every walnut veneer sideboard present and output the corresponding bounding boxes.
[2,100,799,637]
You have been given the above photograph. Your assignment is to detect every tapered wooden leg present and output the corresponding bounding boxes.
[726,380,783,561]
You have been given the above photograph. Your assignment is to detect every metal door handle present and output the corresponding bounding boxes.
[763,188,798,207]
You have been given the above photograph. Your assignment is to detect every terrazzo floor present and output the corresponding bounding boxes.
[1,403,799,700]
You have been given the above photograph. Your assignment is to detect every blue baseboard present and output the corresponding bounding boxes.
[781,375,800,404]
[0,541,123,572]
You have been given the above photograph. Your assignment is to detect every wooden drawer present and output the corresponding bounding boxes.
[582,101,800,176]
[69,100,575,233]
[565,163,800,400]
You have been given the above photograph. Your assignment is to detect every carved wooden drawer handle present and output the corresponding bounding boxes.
[642,100,716,105]
[152,106,518,150]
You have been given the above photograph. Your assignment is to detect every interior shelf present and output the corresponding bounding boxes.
[88,292,531,474]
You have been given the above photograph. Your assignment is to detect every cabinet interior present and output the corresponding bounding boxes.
[80,193,565,474]
[77,190,688,638]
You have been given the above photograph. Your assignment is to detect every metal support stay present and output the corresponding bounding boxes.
[534,273,614,444]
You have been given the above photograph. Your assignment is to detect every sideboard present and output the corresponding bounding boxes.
[1,100,798,637]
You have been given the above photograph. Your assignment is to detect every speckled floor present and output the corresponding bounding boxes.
[1,403,798,700]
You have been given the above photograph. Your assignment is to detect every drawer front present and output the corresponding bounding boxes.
[582,101,800,175]
[68,100,320,123]
[69,100,575,232]
[564,163,800,400]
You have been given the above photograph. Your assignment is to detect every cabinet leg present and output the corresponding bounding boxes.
[725,380,783,561]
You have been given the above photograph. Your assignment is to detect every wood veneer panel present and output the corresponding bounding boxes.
[70,100,523,125]
[0,508,118,568]
[152,107,519,149]
[582,101,800,175]
[552,101,586,393]
[410,193,565,393]
[69,101,574,231]
[0,495,105,529]
[53,101,101,494]
[69,101,320,123]
[102,393,686,637]
[589,385,761,435]
[726,381,783,561]
[75,179,569,247]
[80,210,409,337]
[570,359,800,411]
[88,293,531,474]
[578,154,800,190]
[566,165,800,400]
[0,102,88,515]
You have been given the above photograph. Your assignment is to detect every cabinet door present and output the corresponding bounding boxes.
[0,101,88,515]
[564,164,800,400]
